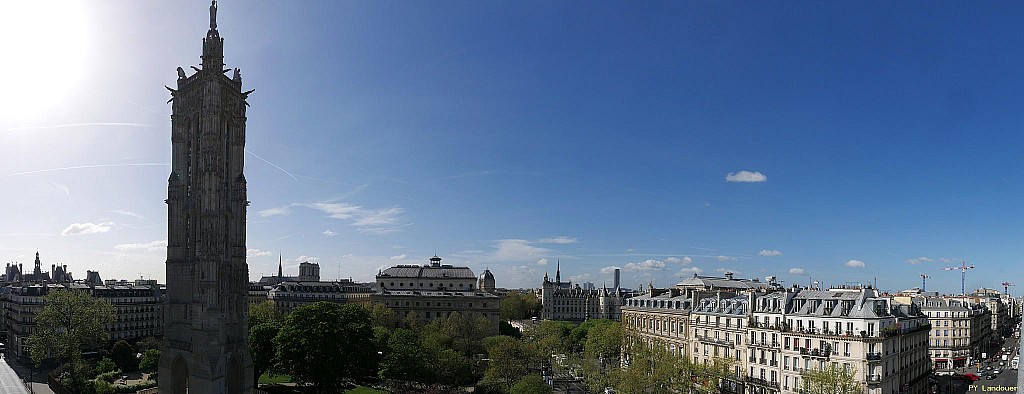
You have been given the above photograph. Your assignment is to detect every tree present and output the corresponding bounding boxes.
[378,328,426,385]
[249,300,284,327]
[613,337,681,394]
[95,357,117,374]
[367,303,399,330]
[583,320,621,360]
[483,335,537,393]
[499,292,542,320]
[248,300,284,386]
[29,288,115,366]
[139,348,160,371]
[111,340,138,371]
[274,302,376,391]
[510,374,552,394]
[527,320,575,356]
[801,363,861,394]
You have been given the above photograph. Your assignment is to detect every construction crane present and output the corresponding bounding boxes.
[1002,282,1015,295]
[920,274,930,291]
[941,261,975,296]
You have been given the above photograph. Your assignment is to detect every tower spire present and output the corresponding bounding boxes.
[209,1,218,31]
[555,259,561,284]
[278,254,283,278]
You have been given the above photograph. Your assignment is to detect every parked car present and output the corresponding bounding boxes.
[985,375,996,380]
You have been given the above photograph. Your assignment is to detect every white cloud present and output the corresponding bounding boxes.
[624,259,666,272]
[759,249,783,257]
[246,248,272,257]
[845,260,866,268]
[725,170,767,183]
[287,255,319,265]
[538,236,577,244]
[490,239,551,262]
[789,268,806,275]
[600,266,621,274]
[62,222,114,236]
[536,258,549,266]
[110,210,145,220]
[569,274,592,282]
[258,206,291,217]
[665,256,693,265]
[717,255,737,262]
[676,267,703,276]
[390,254,406,260]
[906,256,933,265]
[115,240,167,252]
[305,202,405,233]
[322,229,338,237]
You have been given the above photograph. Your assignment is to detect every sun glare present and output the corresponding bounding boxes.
[0,1,89,121]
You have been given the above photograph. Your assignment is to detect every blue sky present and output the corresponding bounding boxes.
[0,1,1021,292]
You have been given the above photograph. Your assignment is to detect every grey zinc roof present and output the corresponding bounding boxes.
[675,275,759,289]
[379,265,476,279]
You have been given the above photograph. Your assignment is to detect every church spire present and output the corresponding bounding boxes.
[209,1,218,31]
[555,259,561,284]
[278,254,283,278]
[202,0,223,71]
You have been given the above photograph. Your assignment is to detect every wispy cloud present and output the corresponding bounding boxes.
[442,170,493,180]
[906,256,934,265]
[600,266,620,274]
[624,259,667,272]
[247,248,272,257]
[259,206,291,217]
[62,222,114,236]
[789,268,806,275]
[390,254,406,260]
[716,255,737,262]
[244,148,297,181]
[725,170,767,183]
[664,257,693,265]
[491,239,551,262]
[9,163,169,177]
[536,258,549,266]
[114,240,167,252]
[538,236,577,244]
[305,202,405,234]
[0,122,151,133]
[759,249,783,257]
[845,260,866,268]
[714,267,742,275]
[110,210,146,220]
[50,182,69,196]
[322,229,338,237]
[676,267,703,276]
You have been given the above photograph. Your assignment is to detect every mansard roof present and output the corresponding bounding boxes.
[675,274,760,290]
[379,264,476,279]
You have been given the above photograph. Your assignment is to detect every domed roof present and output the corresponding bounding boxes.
[479,269,494,280]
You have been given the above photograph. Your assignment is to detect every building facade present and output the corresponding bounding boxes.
[540,262,632,321]
[371,256,501,332]
[158,1,254,392]
[622,281,932,394]
[267,280,373,313]
[3,282,163,362]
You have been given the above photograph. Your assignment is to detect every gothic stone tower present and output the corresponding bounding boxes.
[158,2,254,393]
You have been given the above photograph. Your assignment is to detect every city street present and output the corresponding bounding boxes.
[0,357,30,394]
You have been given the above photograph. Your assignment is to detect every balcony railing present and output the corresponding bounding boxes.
[866,375,882,385]
[799,348,832,358]
[745,375,779,389]
[866,352,882,360]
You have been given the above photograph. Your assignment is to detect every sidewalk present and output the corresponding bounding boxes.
[4,356,54,394]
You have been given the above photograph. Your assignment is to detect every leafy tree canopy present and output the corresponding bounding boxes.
[801,362,861,394]
[274,302,376,391]
[29,288,115,366]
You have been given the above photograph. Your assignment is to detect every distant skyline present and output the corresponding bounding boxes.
[0,1,1022,294]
